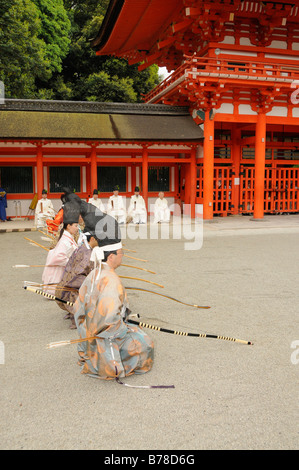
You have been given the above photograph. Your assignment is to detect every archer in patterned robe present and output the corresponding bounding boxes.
[55,243,94,328]
[73,263,154,380]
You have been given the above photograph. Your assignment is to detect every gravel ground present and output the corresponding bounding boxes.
[0,223,298,450]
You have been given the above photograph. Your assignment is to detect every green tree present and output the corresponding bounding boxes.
[82,71,138,103]
[51,0,160,102]
[0,0,48,97]
[32,0,71,74]
[32,0,71,99]
[0,0,160,101]
[0,0,71,98]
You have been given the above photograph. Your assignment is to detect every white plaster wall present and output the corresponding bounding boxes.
[6,199,33,218]
[238,105,258,115]
[6,197,63,218]
[216,103,234,114]
[266,106,288,117]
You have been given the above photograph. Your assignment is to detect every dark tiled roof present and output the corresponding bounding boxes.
[0,100,203,141]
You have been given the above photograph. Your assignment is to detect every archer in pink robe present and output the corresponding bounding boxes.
[42,231,78,294]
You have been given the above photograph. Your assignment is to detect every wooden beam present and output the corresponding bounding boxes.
[171,18,192,34]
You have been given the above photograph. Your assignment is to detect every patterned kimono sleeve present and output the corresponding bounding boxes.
[73,270,129,378]
[72,275,91,357]
[90,272,125,337]
[65,247,88,280]
[74,268,154,379]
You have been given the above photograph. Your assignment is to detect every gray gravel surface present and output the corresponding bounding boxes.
[0,225,298,450]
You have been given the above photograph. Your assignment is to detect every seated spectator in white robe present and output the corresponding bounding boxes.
[107,185,126,224]
[128,186,147,224]
[35,189,55,228]
[88,189,106,213]
[153,192,170,223]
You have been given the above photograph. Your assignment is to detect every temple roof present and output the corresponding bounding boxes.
[92,0,181,58]
[94,0,299,70]
[0,99,203,142]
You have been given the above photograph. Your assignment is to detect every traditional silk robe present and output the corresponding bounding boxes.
[35,198,55,228]
[154,197,170,223]
[74,264,154,380]
[88,197,106,213]
[42,231,78,293]
[128,195,147,224]
[0,188,7,221]
[107,195,126,224]
[55,244,94,314]
[46,208,63,234]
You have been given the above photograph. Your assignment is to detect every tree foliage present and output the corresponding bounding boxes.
[0,0,71,98]
[0,0,161,101]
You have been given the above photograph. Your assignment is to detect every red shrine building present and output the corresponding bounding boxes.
[0,101,202,218]
[1,0,299,220]
[94,0,299,220]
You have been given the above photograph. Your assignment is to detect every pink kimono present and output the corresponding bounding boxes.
[42,231,78,293]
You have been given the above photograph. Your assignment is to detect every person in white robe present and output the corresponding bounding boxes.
[107,186,126,224]
[128,186,147,224]
[153,192,170,223]
[88,189,106,213]
[35,190,55,228]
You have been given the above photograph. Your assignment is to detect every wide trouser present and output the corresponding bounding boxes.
[108,210,126,224]
[154,207,170,223]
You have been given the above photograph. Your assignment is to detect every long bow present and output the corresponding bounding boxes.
[125,286,210,309]
[23,287,252,346]
[23,283,209,309]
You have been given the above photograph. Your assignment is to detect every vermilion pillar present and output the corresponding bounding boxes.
[36,145,44,198]
[253,112,266,219]
[231,126,241,215]
[184,161,191,205]
[142,147,148,210]
[86,163,91,197]
[203,111,214,219]
[90,147,98,192]
[131,163,136,194]
[190,147,197,218]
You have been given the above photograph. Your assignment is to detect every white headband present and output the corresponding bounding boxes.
[90,242,122,264]
[100,241,122,252]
